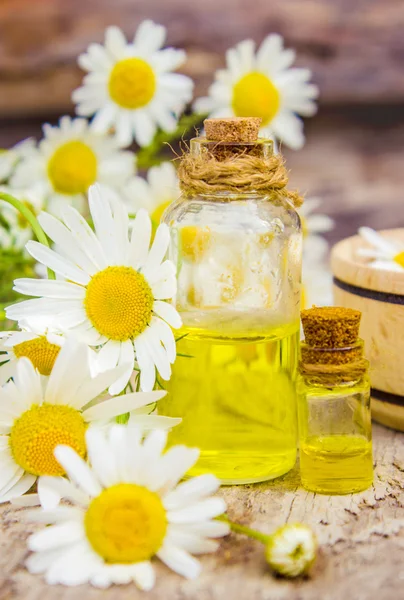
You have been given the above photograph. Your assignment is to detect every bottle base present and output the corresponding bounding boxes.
[187,450,297,485]
[301,477,373,495]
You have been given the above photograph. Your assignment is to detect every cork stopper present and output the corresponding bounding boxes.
[204,117,262,143]
[301,306,361,349]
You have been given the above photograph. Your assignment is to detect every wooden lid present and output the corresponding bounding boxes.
[331,228,404,295]
[204,117,262,142]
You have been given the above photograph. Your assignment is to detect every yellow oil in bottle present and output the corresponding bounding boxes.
[300,435,373,494]
[159,323,299,484]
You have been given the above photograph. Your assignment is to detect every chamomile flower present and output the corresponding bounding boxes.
[126,162,180,227]
[73,22,194,147]
[265,523,317,577]
[299,198,334,254]
[6,184,181,393]
[302,262,333,309]
[0,185,46,250]
[0,321,65,386]
[0,138,36,182]
[0,340,167,504]
[26,426,228,589]
[194,34,318,150]
[357,227,404,272]
[10,117,135,217]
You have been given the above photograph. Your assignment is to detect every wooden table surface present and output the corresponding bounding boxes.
[1,422,404,600]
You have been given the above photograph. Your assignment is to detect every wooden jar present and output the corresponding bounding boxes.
[331,229,404,431]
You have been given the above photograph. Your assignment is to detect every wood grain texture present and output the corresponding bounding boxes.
[1,423,404,600]
[0,0,403,117]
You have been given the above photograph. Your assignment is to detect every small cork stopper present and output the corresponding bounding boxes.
[301,306,361,348]
[204,117,262,143]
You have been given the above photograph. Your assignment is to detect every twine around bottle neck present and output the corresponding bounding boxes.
[177,141,303,208]
[299,340,369,386]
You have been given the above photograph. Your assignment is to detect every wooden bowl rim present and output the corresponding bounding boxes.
[331,228,404,295]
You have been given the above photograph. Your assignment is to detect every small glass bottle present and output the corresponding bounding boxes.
[158,117,302,484]
[297,307,373,494]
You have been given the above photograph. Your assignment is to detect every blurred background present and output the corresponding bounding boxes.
[0,0,403,245]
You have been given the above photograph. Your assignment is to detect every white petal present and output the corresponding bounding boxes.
[142,223,170,275]
[134,337,156,392]
[60,206,108,270]
[73,363,131,408]
[165,529,219,554]
[0,472,35,503]
[85,427,120,487]
[131,562,156,591]
[184,520,230,538]
[168,498,227,524]
[45,339,91,406]
[129,208,152,269]
[108,339,134,395]
[38,475,90,508]
[53,445,102,497]
[157,446,200,494]
[157,543,201,579]
[153,301,182,328]
[96,339,121,372]
[13,278,85,300]
[83,389,165,421]
[150,317,176,362]
[25,241,90,285]
[163,474,221,510]
[38,211,100,275]
[28,520,84,552]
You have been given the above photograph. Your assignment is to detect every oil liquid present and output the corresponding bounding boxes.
[158,324,299,484]
[300,435,373,494]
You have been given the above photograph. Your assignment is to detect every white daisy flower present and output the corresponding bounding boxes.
[301,236,333,309]
[0,320,65,386]
[194,34,318,150]
[6,184,182,393]
[299,197,334,249]
[126,162,180,227]
[0,185,46,250]
[73,22,194,148]
[357,227,404,272]
[10,117,135,217]
[0,138,36,182]
[0,340,167,504]
[265,523,317,577]
[25,425,228,589]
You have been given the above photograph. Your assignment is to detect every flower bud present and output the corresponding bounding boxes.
[265,523,317,577]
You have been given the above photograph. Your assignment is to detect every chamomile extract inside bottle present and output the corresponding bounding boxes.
[158,117,302,484]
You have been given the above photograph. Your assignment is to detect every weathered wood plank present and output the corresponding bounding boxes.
[0,0,403,117]
[1,423,404,600]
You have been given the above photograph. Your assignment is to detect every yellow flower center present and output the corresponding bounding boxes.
[13,336,61,376]
[151,200,171,229]
[9,404,86,476]
[84,483,167,563]
[47,141,97,195]
[232,72,280,125]
[181,226,211,262]
[394,251,404,268]
[108,58,156,109]
[84,266,154,341]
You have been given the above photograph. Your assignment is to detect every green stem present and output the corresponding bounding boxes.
[218,515,270,544]
[116,413,130,425]
[0,192,55,280]
[136,113,206,169]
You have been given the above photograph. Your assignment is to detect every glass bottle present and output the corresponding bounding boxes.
[159,117,302,484]
[297,307,373,494]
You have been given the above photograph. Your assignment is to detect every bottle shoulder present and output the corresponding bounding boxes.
[163,193,301,233]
